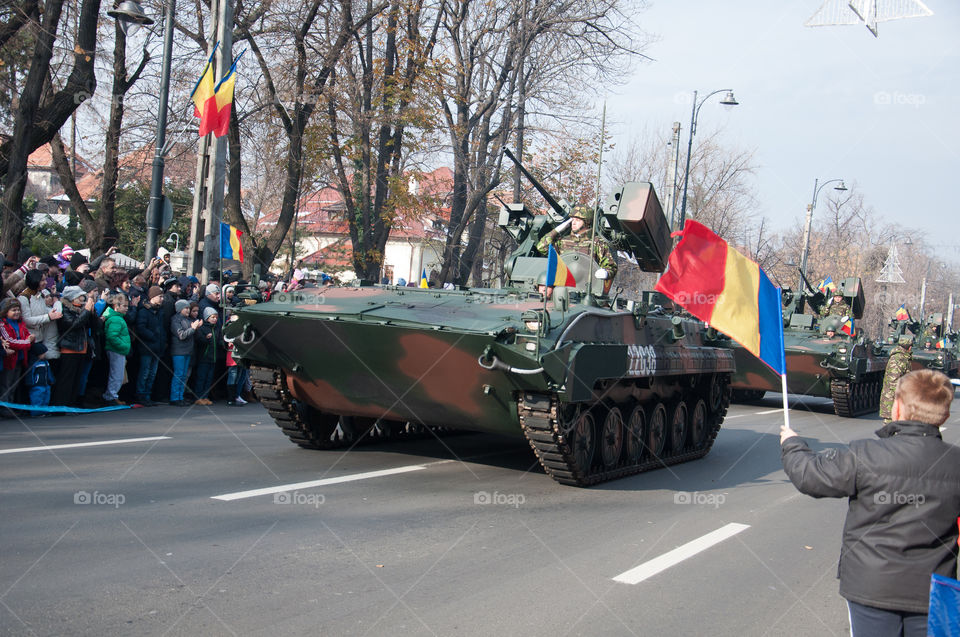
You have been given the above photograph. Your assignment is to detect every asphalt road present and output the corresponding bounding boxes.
[2,394,958,637]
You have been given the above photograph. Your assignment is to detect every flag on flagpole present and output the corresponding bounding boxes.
[419,269,429,288]
[220,222,244,262]
[191,43,219,137]
[546,244,576,287]
[936,337,948,349]
[655,220,785,375]
[895,304,910,321]
[817,276,835,294]
[209,65,237,138]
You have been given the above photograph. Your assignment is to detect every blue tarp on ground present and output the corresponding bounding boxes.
[0,401,132,414]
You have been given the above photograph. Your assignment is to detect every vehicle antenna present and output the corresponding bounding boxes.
[586,103,606,301]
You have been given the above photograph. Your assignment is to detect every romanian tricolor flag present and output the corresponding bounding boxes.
[936,338,948,349]
[220,222,244,262]
[895,304,910,321]
[209,65,237,138]
[419,269,429,288]
[840,317,854,336]
[655,220,785,374]
[817,277,836,294]
[191,44,219,137]
[546,244,576,287]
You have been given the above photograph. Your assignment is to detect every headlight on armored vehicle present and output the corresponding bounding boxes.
[524,320,540,332]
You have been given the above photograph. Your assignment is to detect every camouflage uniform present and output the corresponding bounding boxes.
[821,297,851,318]
[536,219,618,281]
[879,344,913,422]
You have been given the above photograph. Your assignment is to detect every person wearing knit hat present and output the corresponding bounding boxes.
[193,306,220,405]
[169,298,201,406]
[69,252,89,273]
[134,283,168,405]
[198,283,223,331]
[51,282,95,408]
[61,286,86,302]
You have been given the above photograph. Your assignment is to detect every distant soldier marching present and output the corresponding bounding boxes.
[879,335,914,423]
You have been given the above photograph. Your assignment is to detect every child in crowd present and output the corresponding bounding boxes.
[1,297,35,408]
[25,342,54,417]
[193,307,219,405]
[101,294,130,406]
[224,332,248,406]
[170,300,201,406]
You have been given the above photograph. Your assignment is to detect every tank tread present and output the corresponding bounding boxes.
[250,365,452,448]
[519,374,730,487]
[831,373,883,418]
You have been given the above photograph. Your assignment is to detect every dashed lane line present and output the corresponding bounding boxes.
[211,460,455,501]
[0,436,172,455]
[612,523,751,585]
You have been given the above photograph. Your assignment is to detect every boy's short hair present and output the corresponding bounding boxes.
[109,293,129,308]
[895,369,953,426]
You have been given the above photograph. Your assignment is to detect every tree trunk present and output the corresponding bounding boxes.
[0,0,66,256]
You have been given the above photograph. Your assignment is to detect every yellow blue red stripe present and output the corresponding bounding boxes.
[220,222,244,262]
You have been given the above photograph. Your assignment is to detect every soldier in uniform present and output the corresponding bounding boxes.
[536,206,618,294]
[879,335,913,423]
[821,291,852,318]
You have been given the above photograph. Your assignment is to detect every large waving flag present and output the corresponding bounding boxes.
[655,220,785,374]
[546,244,576,287]
[191,43,219,137]
[220,222,244,262]
[895,304,910,321]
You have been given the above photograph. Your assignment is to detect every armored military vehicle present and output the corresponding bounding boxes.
[226,156,734,487]
[909,313,959,377]
[728,275,889,417]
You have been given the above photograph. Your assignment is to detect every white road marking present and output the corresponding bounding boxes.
[0,436,171,455]
[212,461,454,501]
[723,414,746,419]
[754,409,782,415]
[613,522,751,585]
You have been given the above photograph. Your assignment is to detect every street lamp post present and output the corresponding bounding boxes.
[798,178,848,291]
[677,89,739,230]
[110,0,174,266]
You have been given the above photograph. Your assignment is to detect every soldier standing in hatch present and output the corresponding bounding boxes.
[821,291,852,318]
[536,206,618,294]
[879,336,913,424]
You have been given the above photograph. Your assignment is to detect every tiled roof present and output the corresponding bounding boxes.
[27,144,93,174]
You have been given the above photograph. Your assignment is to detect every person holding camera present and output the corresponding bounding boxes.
[780,369,960,636]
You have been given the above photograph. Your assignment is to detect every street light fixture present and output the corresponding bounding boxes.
[166,232,180,252]
[797,178,847,291]
[110,0,174,265]
[676,89,740,230]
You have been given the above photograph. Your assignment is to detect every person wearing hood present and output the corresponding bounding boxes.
[52,286,95,407]
[134,286,166,405]
[781,369,960,636]
[193,307,219,405]
[1,298,34,410]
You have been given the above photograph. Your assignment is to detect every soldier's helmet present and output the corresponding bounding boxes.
[898,335,914,346]
[571,205,594,224]
[820,315,842,334]
[537,272,548,287]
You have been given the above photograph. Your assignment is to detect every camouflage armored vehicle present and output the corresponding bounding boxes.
[226,158,734,486]
[909,313,959,377]
[728,275,889,417]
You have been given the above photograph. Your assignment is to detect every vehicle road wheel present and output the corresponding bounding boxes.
[599,405,624,469]
[570,409,596,473]
[669,401,688,453]
[624,403,646,465]
[689,399,707,448]
[647,402,667,460]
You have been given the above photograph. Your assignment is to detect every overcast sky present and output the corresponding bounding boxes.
[604,0,958,263]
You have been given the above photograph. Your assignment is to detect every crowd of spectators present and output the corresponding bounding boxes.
[0,244,279,416]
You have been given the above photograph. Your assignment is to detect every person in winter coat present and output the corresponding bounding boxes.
[0,298,34,409]
[25,342,54,417]
[169,300,201,406]
[17,269,62,362]
[52,286,95,407]
[780,369,960,637]
[134,286,166,405]
[101,294,131,406]
[193,307,219,405]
